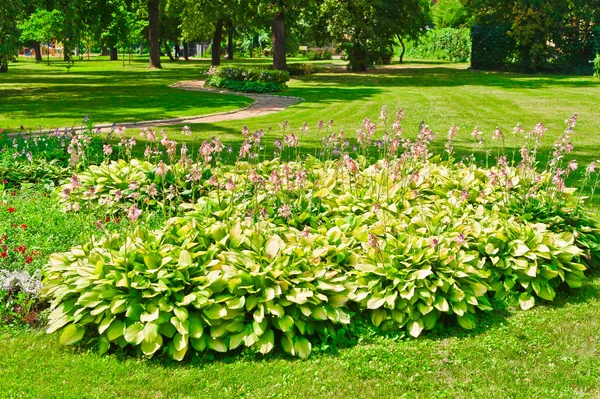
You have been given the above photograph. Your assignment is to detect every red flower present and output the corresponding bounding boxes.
[25,256,33,264]
[7,207,15,213]
[0,251,6,258]
[21,224,27,230]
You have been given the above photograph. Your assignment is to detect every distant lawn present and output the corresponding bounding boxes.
[0,56,253,131]
[160,61,600,170]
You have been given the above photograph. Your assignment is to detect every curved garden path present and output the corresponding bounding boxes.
[8,81,303,135]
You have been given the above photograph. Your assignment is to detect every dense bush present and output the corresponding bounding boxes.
[468,1,600,73]
[204,66,290,93]
[0,128,103,185]
[287,63,319,76]
[471,25,516,70]
[407,28,471,62]
[306,50,333,61]
[594,54,600,78]
[205,66,290,85]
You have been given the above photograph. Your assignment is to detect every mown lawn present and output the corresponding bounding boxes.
[0,57,253,131]
[1,272,599,399]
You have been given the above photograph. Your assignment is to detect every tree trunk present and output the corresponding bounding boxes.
[271,11,286,70]
[227,20,234,60]
[0,59,7,73]
[398,36,405,64]
[174,43,180,60]
[183,42,189,60]
[63,46,70,62]
[148,0,162,69]
[164,41,175,61]
[33,42,42,62]
[212,19,224,66]
[101,45,109,56]
[110,46,118,61]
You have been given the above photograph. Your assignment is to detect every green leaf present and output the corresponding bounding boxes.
[98,336,110,355]
[124,323,144,344]
[294,337,312,359]
[59,324,85,346]
[141,335,163,357]
[457,313,476,330]
[143,322,159,343]
[207,337,228,353]
[257,329,275,354]
[178,249,193,268]
[413,269,433,280]
[519,292,536,310]
[106,319,124,341]
[277,315,294,332]
[266,239,280,259]
[407,319,424,338]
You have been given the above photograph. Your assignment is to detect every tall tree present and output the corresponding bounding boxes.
[322,0,429,71]
[19,9,63,65]
[148,0,162,68]
[180,0,246,66]
[0,0,23,72]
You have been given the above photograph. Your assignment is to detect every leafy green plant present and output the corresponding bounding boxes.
[205,66,290,86]
[286,63,319,76]
[43,217,352,360]
[594,54,600,78]
[407,28,471,62]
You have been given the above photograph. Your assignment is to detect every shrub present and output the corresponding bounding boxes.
[224,80,284,93]
[204,66,290,93]
[594,54,600,78]
[287,63,319,76]
[306,50,333,61]
[407,28,472,62]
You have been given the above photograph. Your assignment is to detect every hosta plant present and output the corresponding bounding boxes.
[43,217,352,360]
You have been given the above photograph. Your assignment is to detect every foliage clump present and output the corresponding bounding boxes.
[42,111,600,360]
[204,66,290,93]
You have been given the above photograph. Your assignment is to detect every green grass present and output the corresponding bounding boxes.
[0,57,253,131]
[2,56,600,398]
[1,273,599,398]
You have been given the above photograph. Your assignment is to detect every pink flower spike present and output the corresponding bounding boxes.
[128,204,142,222]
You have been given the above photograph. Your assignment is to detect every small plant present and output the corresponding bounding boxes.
[594,54,600,78]
[0,269,44,327]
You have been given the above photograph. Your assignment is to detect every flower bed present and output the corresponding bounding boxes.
[42,112,600,360]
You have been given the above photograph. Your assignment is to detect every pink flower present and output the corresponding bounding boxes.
[70,175,81,190]
[278,204,292,219]
[128,204,142,221]
[567,160,578,172]
[492,127,504,141]
[455,233,466,246]
[181,126,192,136]
[368,233,379,248]
[225,178,236,191]
[103,144,113,156]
